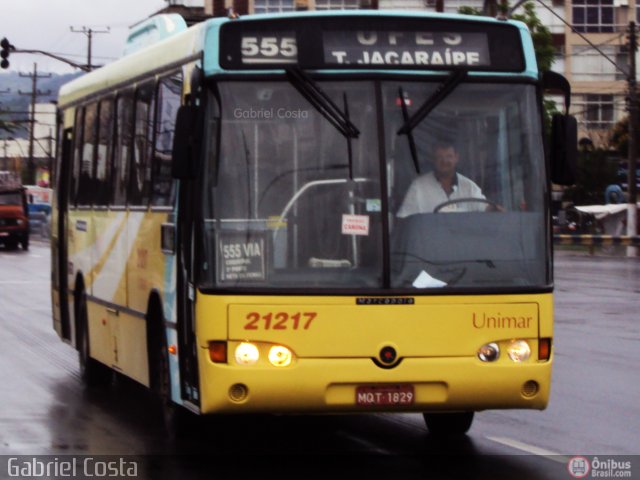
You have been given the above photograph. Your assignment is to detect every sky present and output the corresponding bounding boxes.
[1,0,172,74]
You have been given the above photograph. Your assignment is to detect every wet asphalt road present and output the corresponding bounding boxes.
[0,242,638,479]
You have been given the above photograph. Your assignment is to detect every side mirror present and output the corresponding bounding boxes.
[171,105,199,179]
[550,113,577,186]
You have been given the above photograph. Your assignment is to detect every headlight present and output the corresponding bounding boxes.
[16,219,24,226]
[268,345,293,367]
[478,342,500,362]
[507,340,531,362]
[235,342,259,365]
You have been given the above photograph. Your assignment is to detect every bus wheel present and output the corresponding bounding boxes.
[423,412,474,436]
[77,293,111,387]
[152,327,192,437]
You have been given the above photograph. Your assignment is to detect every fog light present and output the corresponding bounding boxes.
[522,380,539,398]
[229,383,249,402]
[478,342,500,362]
[268,345,292,367]
[507,340,531,362]
[235,342,259,365]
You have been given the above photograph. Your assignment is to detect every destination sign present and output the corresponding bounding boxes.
[323,31,490,67]
[219,16,525,72]
[217,231,267,283]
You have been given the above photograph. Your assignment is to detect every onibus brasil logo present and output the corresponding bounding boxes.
[568,456,590,478]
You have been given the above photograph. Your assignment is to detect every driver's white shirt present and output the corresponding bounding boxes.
[396,171,486,217]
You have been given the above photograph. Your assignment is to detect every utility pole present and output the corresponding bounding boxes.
[18,63,51,185]
[70,26,110,71]
[627,21,638,255]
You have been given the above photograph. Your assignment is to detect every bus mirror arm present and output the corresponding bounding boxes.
[541,71,571,114]
[542,71,577,186]
[171,104,199,180]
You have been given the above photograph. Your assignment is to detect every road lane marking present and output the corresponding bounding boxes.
[486,436,569,464]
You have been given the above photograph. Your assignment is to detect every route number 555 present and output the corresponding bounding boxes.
[241,36,297,59]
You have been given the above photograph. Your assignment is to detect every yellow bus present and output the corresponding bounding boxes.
[51,10,576,435]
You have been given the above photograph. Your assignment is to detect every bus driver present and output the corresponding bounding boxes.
[396,140,488,217]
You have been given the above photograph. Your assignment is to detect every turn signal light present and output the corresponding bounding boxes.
[539,338,552,361]
[208,341,227,363]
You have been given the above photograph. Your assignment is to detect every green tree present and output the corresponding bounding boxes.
[609,116,629,157]
[563,148,618,205]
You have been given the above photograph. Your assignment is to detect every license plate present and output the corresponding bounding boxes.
[356,384,415,406]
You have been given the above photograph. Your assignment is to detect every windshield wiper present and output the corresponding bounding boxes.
[286,67,360,180]
[286,67,360,139]
[396,69,467,137]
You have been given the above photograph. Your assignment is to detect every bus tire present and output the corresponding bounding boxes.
[77,290,111,387]
[148,308,192,437]
[423,412,474,436]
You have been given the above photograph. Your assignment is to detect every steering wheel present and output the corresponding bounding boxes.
[433,197,500,213]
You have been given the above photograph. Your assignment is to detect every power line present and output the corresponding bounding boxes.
[558,32,626,58]
[532,0,629,77]
[69,26,111,71]
[49,51,117,61]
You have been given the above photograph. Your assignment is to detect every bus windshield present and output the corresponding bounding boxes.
[200,79,548,291]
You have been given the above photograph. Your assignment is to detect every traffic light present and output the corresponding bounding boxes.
[1,37,13,69]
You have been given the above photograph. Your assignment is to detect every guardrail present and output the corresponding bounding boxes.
[554,235,640,247]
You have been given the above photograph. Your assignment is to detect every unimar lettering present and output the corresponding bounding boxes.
[472,312,531,329]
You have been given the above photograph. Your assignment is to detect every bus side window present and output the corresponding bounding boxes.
[130,81,156,207]
[95,97,114,206]
[70,108,84,206]
[78,103,98,206]
[151,73,182,207]
[111,91,134,207]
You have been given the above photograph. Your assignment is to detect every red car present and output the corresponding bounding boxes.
[0,186,30,251]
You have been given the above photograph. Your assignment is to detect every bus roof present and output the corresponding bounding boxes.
[58,10,537,107]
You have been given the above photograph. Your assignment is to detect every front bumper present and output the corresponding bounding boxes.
[197,354,552,414]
